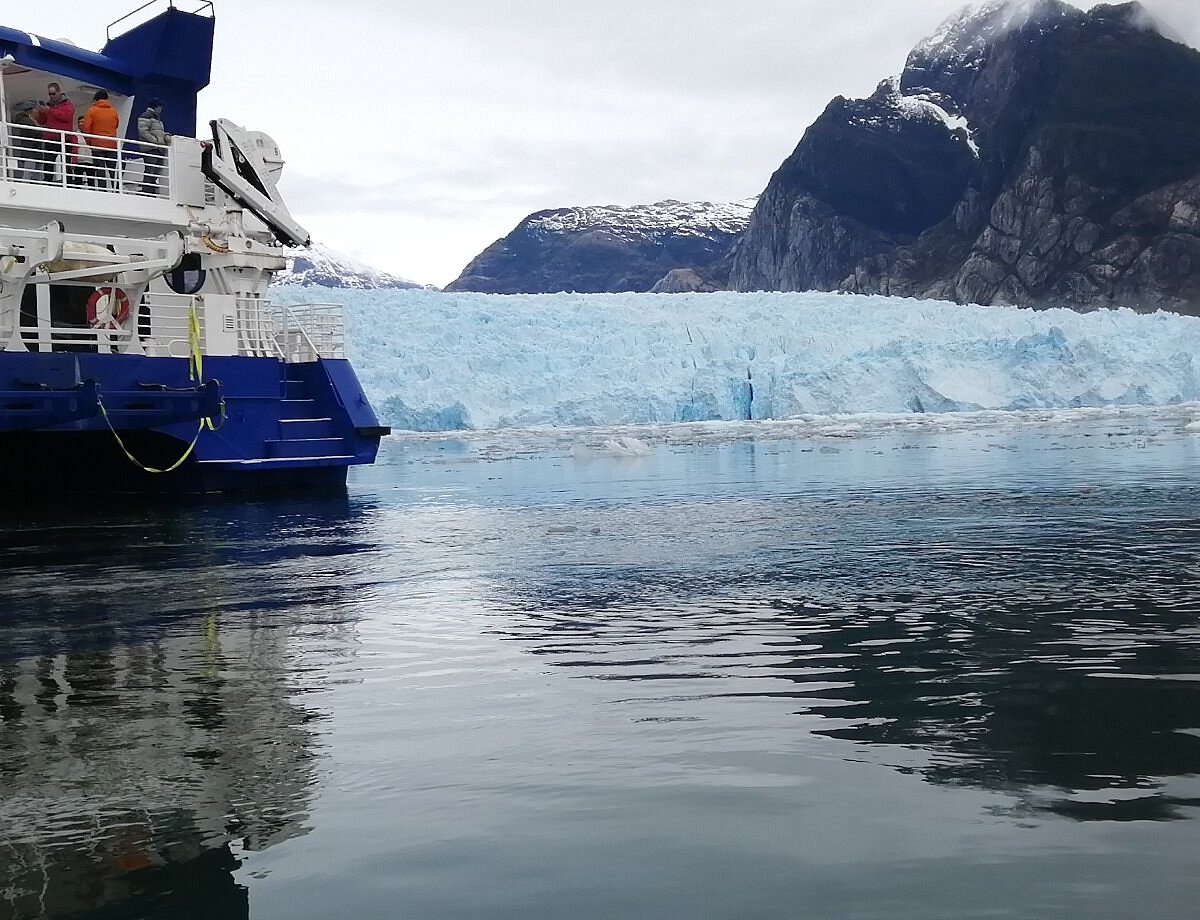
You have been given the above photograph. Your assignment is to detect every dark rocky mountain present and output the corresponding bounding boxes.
[649,268,722,293]
[729,0,1200,313]
[445,200,753,294]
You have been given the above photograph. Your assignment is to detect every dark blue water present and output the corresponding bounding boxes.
[2,411,1200,919]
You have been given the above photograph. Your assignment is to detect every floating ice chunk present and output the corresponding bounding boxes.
[601,436,652,456]
[572,436,652,458]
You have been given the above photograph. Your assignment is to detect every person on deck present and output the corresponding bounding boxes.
[9,101,42,180]
[38,82,75,183]
[70,114,95,187]
[136,99,170,196]
[81,90,119,189]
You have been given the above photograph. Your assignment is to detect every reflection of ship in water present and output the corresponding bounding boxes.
[0,500,374,919]
[0,620,317,918]
[485,536,1200,823]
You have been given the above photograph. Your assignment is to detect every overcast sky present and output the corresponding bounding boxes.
[18,1,1200,286]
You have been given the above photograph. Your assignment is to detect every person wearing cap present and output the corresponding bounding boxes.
[136,98,170,196]
[81,90,120,188]
[9,101,42,180]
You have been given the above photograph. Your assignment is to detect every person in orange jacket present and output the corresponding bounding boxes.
[81,90,120,188]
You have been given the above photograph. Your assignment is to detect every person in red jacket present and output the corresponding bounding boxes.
[35,82,75,183]
[81,90,120,189]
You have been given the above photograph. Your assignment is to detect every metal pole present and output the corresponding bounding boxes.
[0,54,14,181]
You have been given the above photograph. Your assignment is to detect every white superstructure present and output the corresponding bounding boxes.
[0,50,341,363]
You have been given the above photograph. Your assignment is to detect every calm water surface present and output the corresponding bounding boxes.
[2,411,1200,919]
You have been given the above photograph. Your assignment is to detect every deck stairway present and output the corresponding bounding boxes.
[262,363,354,463]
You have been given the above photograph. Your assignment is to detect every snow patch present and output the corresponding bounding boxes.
[528,199,756,241]
[883,77,981,156]
[276,241,422,290]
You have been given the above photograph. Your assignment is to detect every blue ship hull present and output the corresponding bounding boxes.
[0,2,390,497]
[0,352,387,495]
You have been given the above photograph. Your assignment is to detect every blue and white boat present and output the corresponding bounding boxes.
[0,1,388,494]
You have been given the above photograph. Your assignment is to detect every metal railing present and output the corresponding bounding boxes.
[108,0,215,41]
[10,294,344,362]
[12,292,176,356]
[0,121,171,198]
[141,292,203,357]
[236,296,282,359]
[272,303,346,362]
[16,318,136,355]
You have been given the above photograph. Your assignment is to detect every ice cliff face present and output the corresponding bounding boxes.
[276,242,422,290]
[728,0,1200,314]
[272,287,1200,432]
[445,199,754,294]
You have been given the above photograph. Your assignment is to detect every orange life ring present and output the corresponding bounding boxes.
[87,286,131,329]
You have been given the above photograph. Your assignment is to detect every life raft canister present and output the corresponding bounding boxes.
[87,286,131,329]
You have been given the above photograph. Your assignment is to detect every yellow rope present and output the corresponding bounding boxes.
[188,302,203,381]
[99,302,222,473]
[98,398,205,473]
[188,302,219,432]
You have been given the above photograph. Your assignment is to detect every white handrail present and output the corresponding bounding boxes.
[273,303,345,362]
[11,289,346,362]
[0,120,171,197]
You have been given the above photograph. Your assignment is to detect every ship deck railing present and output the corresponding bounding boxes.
[273,303,346,362]
[11,294,346,363]
[0,121,171,199]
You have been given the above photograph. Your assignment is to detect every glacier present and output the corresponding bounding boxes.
[273,288,1200,432]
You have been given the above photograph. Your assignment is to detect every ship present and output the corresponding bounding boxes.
[0,1,389,495]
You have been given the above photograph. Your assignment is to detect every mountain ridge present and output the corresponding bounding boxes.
[445,199,754,294]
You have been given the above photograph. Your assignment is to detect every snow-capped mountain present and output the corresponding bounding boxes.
[275,242,423,290]
[729,0,1200,314]
[526,199,755,239]
[906,0,1074,84]
[445,199,755,294]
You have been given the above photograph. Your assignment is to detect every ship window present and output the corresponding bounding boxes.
[165,254,206,295]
